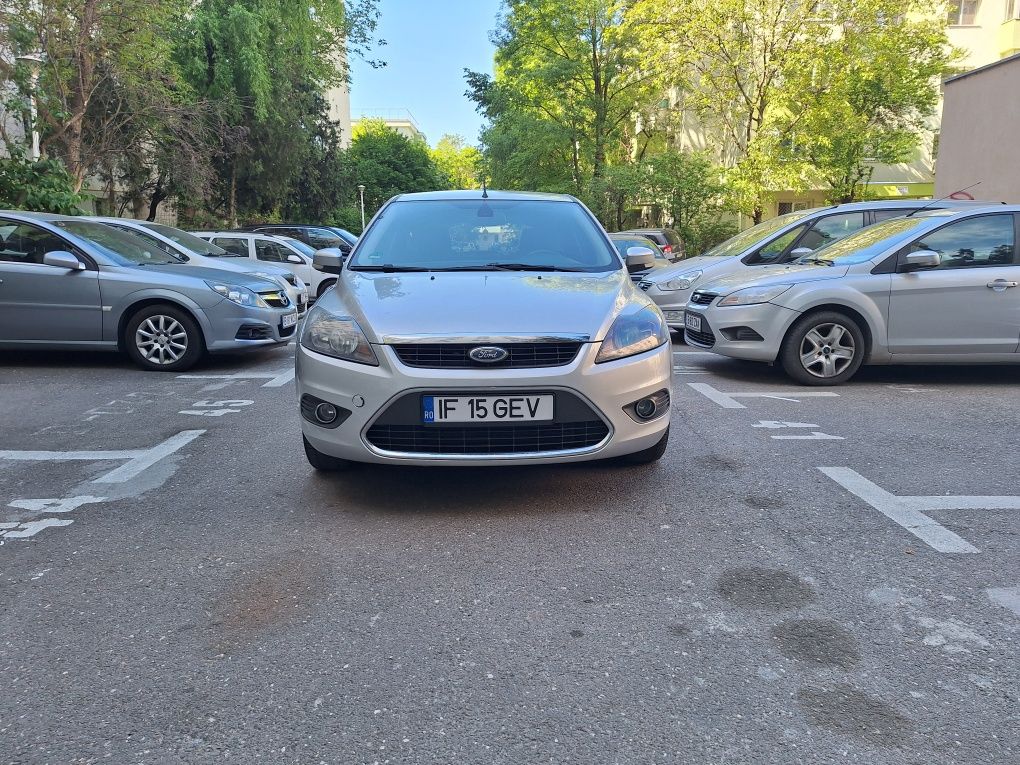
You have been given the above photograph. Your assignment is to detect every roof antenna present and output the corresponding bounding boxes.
[481,177,488,199]
[906,181,982,217]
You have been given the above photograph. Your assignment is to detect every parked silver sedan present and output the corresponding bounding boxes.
[683,206,1020,384]
[296,190,672,469]
[0,211,298,371]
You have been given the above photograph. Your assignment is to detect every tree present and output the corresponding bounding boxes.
[799,1,954,202]
[0,152,84,214]
[432,134,482,189]
[468,0,656,209]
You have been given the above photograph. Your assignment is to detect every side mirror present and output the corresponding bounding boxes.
[313,250,345,274]
[789,247,813,258]
[42,251,84,270]
[625,246,656,273]
[903,250,940,271]
[286,253,303,264]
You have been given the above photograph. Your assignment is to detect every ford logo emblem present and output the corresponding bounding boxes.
[469,346,509,363]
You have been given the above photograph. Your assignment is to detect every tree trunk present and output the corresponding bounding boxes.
[65,0,100,192]
[228,162,238,227]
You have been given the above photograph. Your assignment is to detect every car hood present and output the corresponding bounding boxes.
[698,263,851,295]
[125,263,282,292]
[645,255,734,282]
[187,253,289,278]
[335,270,638,343]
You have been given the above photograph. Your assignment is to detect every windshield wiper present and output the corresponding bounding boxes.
[481,262,584,272]
[797,257,835,267]
[348,264,432,272]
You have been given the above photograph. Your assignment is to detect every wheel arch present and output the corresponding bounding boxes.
[117,297,209,353]
[786,303,876,361]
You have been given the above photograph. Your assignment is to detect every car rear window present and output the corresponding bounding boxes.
[350,199,620,272]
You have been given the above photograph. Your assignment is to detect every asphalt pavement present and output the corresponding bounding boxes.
[1,339,1018,764]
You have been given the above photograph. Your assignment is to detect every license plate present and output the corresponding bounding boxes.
[423,395,554,423]
[281,312,298,328]
[684,313,702,331]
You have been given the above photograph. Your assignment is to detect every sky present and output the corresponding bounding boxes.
[348,0,502,148]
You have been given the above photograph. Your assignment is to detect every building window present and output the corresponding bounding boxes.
[1007,0,1019,20]
[947,0,980,25]
[778,202,794,215]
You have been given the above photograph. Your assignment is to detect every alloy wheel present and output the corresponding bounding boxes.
[135,315,189,366]
[798,322,855,379]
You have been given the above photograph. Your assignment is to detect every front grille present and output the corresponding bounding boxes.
[391,342,582,369]
[638,280,653,291]
[366,421,609,455]
[685,326,715,347]
[261,291,291,308]
[279,323,296,338]
[689,292,716,306]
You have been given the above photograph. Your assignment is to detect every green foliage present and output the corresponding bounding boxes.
[0,153,84,214]
[432,134,482,189]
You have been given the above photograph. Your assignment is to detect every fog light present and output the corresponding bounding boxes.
[314,402,338,424]
[635,398,657,420]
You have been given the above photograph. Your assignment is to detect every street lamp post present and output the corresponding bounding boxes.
[15,53,44,161]
[357,184,366,230]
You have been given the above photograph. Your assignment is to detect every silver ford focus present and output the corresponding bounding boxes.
[295,191,672,469]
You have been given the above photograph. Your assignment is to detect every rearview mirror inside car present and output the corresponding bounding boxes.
[313,251,345,274]
[903,250,941,271]
[42,251,84,270]
[625,246,656,273]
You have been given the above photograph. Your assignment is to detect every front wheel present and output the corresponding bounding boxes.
[619,428,669,465]
[779,311,865,386]
[303,436,353,472]
[124,304,204,372]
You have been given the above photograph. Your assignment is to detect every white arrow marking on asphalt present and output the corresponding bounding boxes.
[688,382,840,409]
[752,421,820,429]
[8,496,106,514]
[818,467,1020,554]
[773,432,844,440]
[986,587,1020,619]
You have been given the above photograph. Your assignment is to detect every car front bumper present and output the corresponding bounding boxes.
[683,300,798,362]
[296,341,672,466]
[644,285,695,329]
[204,300,297,352]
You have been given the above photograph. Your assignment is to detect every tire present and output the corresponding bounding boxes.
[620,427,669,465]
[316,279,337,299]
[779,310,866,386]
[124,304,204,372]
[303,436,353,472]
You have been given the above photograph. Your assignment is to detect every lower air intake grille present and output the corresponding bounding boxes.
[685,327,715,347]
[366,421,609,455]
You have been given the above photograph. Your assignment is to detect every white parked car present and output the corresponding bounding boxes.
[296,190,673,470]
[88,218,308,315]
[192,231,335,298]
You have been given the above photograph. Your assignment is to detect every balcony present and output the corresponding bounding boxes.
[999,19,1020,58]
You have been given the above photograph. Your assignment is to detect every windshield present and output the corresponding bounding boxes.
[280,237,316,257]
[55,220,181,265]
[349,199,620,272]
[703,210,815,259]
[799,216,934,265]
[333,228,358,246]
[141,222,228,257]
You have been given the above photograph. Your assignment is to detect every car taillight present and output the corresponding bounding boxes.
[662,245,672,254]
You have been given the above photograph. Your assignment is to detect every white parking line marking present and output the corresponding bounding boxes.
[8,496,105,514]
[93,430,205,483]
[819,467,996,554]
[773,432,844,440]
[986,587,1020,619]
[2,518,73,539]
[262,368,295,387]
[0,448,141,461]
[688,382,840,408]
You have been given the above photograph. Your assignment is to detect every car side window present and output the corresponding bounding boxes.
[794,212,865,254]
[872,209,911,223]
[906,215,1016,270]
[0,221,72,264]
[213,237,250,257]
[306,228,343,249]
[749,224,807,264]
[255,240,288,262]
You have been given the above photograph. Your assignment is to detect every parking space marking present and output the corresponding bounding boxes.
[986,587,1020,619]
[262,368,295,387]
[817,467,1020,554]
[1,430,206,484]
[688,382,839,409]
[177,369,294,388]
[9,496,106,514]
[1,518,73,540]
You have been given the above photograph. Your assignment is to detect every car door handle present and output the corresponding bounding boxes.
[987,279,1019,290]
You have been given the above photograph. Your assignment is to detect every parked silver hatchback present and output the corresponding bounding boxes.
[0,211,298,371]
[684,206,1020,384]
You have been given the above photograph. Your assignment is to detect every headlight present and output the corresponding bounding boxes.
[718,284,792,307]
[659,270,702,291]
[206,281,266,308]
[595,305,669,364]
[300,306,378,366]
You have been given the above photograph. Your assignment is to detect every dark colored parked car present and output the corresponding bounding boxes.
[236,224,355,254]
[619,228,685,260]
